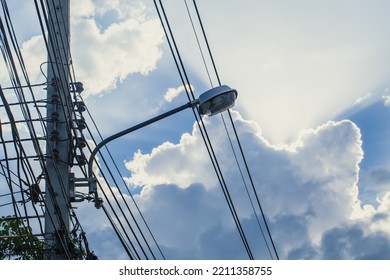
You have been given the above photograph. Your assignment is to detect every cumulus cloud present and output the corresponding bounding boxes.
[358,166,390,206]
[119,111,390,259]
[19,36,47,84]
[70,1,164,95]
[16,0,164,96]
[161,0,390,144]
[4,0,390,260]
[163,84,194,103]
[355,92,372,105]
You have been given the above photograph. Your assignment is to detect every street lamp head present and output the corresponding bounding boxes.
[198,85,238,116]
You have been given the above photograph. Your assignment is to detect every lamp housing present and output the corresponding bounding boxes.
[198,85,238,116]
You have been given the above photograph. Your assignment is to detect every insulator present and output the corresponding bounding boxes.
[50,130,60,141]
[75,154,87,166]
[51,112,60,123]
[76,118,86,130]
[50,77,59,91]
[52,148,59,158]
[95,197,103,209]
[74,101,86,112]
[70,82,84,93]
[29,184,42,203]
[75,136,87,148]
[51,93,60,104]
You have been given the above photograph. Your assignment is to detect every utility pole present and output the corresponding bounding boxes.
[44,0,72,260]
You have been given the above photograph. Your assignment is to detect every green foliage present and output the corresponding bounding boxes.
[0,216,44,260]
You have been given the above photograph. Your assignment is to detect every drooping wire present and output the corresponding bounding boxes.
[190,0,279,260]
[154,0,254,259]
[182,5,271,257]
[220,114,275,258]
[0,87,45,259]
[33,0,165,260]
[80,94,166,260]
[0,6,54,256]
[54,0,165,259]
[102,204,135,260]
[183,0,274,258]
[183,0,213,87]
[0,0,93,259]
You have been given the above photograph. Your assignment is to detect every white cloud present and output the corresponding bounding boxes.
[70,0,95,19]
[358,166,390,206]
[164,84,194,103]
[383,95,390,107]
[19,36,47,84]
[118,111,390,259]
[3,0,390,260]
[15,1,164,97]
[161,0,390,144]
[124,129,216,190]
[355,92,372,105]
[70,2,164,95]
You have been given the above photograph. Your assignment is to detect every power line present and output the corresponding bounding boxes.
[81,95,165,259]
[154,0,254,259]
[190,0,279,260]
[49,0,165,259]
[0,0,94,259]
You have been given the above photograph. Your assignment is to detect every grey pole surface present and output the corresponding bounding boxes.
[44,0,72,259]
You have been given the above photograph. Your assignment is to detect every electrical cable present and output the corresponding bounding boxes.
[154,0,254,259]
[82,96,166,259]
[85,138,154,259]
[102,204,136,260]
[0,85,46,259]
[36,0,145,259]
[1,1,81,259]
[191,0,279,260]
[35,0,82,236]
[82,126,146,260]
[1,0,98,259]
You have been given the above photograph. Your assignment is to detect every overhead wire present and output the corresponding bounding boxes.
[0,25,46,257]
[102,204,136,260]
[35,0,165,260]
[183,0,273,257]
[35,0,97,258]
[0,0,91,259]
[53,0,163,259]
[0,0,112,259]
[1,0,272,260]
[1,0,164,260]
[81,97,165,259]
[84,142,145,260]
[190,0,279,260]
[0,99,44,259]
[154,0,254,259]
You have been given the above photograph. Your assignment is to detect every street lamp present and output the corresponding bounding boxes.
[86,85,237,208]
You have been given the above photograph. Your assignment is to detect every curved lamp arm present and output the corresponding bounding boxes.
[87,85,237,208]
[87,99,199,180]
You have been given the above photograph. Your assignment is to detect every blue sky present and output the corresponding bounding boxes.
[1,0,390,259]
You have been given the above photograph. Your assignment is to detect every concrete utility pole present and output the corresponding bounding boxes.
[44,0,72,259]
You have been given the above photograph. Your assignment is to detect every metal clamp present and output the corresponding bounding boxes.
[69,173,97,201]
